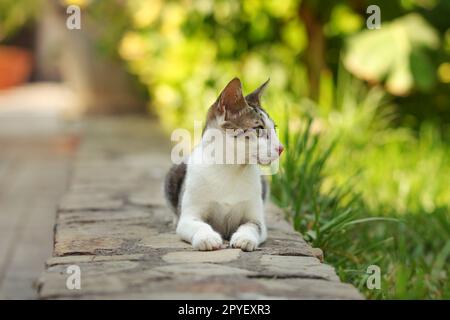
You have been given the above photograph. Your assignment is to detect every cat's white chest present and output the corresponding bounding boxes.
[186,162,261,205]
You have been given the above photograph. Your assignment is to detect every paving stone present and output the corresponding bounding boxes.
[260,255,339,281]
[64,292,232,300]
[162,249,241,264]
[54,222,159,256]
[127,183,166,207]
[265,202,295,233]
[58,209,151,224]
[154,277,266,298]
[153,263,254,277]
[41,277,262,299]
[38,261,168,298]
[260,237,315,257]
[46,254,145,267]
[139,233,192,249]
[311,247,324,262]
[55,236,124,256]
[149,206,176,227]
[255,278,364,299]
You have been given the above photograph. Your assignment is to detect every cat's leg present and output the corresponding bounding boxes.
[176,205,223,251]
[230,221,267,251]
[230,200,267,252]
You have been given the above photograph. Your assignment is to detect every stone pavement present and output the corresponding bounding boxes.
[36,117,363,299]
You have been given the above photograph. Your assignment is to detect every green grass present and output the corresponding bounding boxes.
[271,82,450,299]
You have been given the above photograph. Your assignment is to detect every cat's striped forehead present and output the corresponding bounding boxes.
[246,104,275,129]
[220,103,276,131]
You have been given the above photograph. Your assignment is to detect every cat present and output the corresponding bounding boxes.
[164,77,283,251]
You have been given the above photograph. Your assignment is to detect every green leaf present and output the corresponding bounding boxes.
[410,48,436,92]
[343,13,440,96]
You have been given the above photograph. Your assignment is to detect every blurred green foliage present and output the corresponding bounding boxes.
[324,69,450,213]
[78,0,450,128]
[0,0,40,42]
[344,13,440,95]
[271,71,449,298]
[113,0,311,130]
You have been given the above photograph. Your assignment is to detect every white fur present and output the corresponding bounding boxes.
[176,113,281,251]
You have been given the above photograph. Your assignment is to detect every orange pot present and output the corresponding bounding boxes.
[0,46,33,89]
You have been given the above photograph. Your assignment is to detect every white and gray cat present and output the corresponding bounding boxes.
[164,78,283,251]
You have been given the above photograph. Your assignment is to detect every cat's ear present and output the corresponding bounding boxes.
[245,78,270,106]
[217,77,248,114]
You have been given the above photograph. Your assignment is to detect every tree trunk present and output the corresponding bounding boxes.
[299,1,326,101]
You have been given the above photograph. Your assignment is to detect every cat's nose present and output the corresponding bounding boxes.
[277,145,284,155]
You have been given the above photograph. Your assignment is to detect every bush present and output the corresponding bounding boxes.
[271,75,450,298]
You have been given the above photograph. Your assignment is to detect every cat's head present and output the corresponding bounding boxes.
[205,77,283,165]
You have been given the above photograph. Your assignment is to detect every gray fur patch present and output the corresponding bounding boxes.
[164,163,186,216]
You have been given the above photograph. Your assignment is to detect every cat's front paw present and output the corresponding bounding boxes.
[230,233,258,252]
[192,230,223,251]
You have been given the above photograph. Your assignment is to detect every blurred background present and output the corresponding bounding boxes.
[0,0,449,299]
